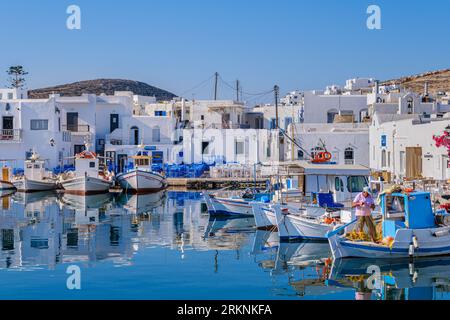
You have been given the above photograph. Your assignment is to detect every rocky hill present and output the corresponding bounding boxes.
[382,68,450,95]
[28,79,177,101]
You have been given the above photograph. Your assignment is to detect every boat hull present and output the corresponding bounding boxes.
[61,176,112,195]
[13,178,57,192]
[0,180,15,191]
[252,202,277,229]
[274,205,334,241]
[116,170,166,193]
[329,226,450,259]
[204,193,253,217]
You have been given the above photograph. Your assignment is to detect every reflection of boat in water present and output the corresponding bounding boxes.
[251,230,279,256]
[329,256,450,300]
[12,191,57,205]
[118,191,166,215]
[0,189,15,199]
[60,193,113,211]
[203,217,255,250]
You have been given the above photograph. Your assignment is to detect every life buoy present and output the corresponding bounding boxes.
[312,152,332,163]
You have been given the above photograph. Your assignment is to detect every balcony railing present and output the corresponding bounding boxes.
[62,124,91,133]
[0,129,22,142]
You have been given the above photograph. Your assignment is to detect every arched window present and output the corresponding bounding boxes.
[407,98,414,114]
[130,126,139,145]
[381,149,387,168]
[344,147,354,165]
[152,126,161,143]
[327,109,339,123]
[297,150,304,160]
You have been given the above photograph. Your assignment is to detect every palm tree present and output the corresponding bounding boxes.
[7,65,28,89]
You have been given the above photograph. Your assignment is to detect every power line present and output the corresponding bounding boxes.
[179,73,216,97]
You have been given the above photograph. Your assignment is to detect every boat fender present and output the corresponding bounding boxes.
[412,236,419,249]
[433,229,450,237]
[408,244,414,257]
[409,263,415,276]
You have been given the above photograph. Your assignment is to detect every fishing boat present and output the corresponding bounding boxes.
[116,147,166,194]
[203,189,271,217]
[12,152,57,192]
[59,145,113,195]
[328,191,450,259]
[251,191,347,230]
[0,164,15,190]
[274,202,355,242]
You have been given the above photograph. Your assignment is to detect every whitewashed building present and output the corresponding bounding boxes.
[370,113,450,181]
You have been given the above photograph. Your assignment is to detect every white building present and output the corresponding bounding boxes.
[285,123,370,166]
[370,113,450,181]
[0,96,72,169]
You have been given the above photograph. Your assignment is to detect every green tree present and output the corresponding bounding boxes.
[7,65,28,89]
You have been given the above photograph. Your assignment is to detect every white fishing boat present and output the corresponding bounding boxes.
[12,152,57,192]
[328,191,450,259]
[60,144,113,195]
[116,148,166,194]
[273,203,356,242]
[0,165,15,190]
[203,190,271,217]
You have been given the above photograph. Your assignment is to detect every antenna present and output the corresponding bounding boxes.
[236,80,240,101]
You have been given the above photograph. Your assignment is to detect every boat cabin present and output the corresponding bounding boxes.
[75,150,100,178]
[128,151,152,171]
[275,161,370,203]
[381,192,436,238]
[24,157,49,181]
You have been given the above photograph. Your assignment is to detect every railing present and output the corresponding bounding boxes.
[62,124,91,133]
[0,129,22,142]
[207,123,251,129]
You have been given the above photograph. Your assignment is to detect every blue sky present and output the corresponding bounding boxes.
[0,0,449,102]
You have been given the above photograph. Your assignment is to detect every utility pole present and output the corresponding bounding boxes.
[236,80,240,102]
[214,72,219,100]
[274,85,280,129]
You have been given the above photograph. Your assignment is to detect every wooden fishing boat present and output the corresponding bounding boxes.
[328,191,450,259]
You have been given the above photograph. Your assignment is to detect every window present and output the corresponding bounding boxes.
[297,150,304,160]
[347,176,368,193]
[235,141,244,155]
[387,151,391,167]
[202,141,209,155]
[381,149,387,167]
[7,93,13,100]
[30,119,48,130]
[135,158,150,166]
[385,195,406,221]
[270,118,277,129]
[0,93,2,100]
[200,115,205,121]
[400,151,406,174]
[344,148,354,165]
[152,126,161,143]
[284,117,293,131]
[89,162,95,168]
[335,177,344,192]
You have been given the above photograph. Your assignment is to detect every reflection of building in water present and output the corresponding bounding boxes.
[0,192,62,269]
[0,191,254,270]
[60,194,135,265]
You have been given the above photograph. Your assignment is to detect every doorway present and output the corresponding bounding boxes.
[406,147,422,179]
[131,126,139,145]
[118,154,128,173]
[2,117,13,130]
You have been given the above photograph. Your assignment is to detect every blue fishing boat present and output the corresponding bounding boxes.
[328,191,450,259]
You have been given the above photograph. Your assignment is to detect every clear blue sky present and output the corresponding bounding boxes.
[0,0,449,102]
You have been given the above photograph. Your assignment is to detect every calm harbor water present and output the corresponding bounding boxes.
[0,190,450,300]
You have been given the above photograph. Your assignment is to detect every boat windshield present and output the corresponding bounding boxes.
[346,176,368,193]
[135,158,150,167]
[385,195,406,221]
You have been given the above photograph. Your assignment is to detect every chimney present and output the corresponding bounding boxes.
[424,82,429,96]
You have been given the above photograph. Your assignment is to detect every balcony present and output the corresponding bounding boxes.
[0,129,22,143]
[62,124,91,133]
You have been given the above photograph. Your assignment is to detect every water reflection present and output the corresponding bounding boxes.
[0,191,450,300]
